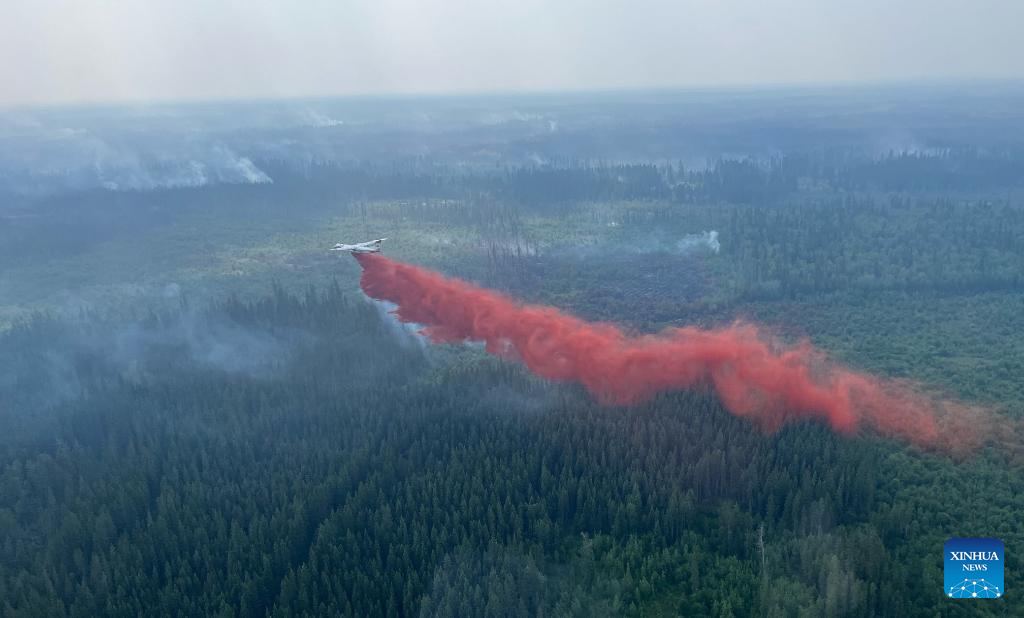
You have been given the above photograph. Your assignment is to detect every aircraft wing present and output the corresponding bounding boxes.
[331,238,387,253]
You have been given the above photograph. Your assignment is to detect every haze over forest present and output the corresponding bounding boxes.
[2,3,1024,617]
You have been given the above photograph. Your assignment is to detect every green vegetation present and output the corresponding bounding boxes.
[3,109,1024,616]
[1,285,1021,617]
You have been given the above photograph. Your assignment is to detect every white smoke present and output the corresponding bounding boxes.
[108,311,287,377]
[95,143,271,191]
[0,113,273,194]
[479,110,545,125]
[676,230,720,254]
[0,309,293,415]
[367,297,427,348]
[298,108,345,128]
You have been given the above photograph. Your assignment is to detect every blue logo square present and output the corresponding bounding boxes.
[945,538,1004,599]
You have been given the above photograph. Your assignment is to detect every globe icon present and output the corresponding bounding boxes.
[948,579,1000,599]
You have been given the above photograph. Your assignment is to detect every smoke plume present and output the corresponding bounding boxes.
[677,230,720,254]
[356,254,991,453]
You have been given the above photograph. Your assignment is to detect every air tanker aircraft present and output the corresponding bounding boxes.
[331,238,386,253]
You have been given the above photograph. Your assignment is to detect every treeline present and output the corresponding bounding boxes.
[495,148,1024,205]
[722,195,1024,299]
[167,146,1024,212]
[482,192,1024,307]
[8,145,1024,272]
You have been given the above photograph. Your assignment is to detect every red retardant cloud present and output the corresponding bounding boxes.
[355,253,990,454]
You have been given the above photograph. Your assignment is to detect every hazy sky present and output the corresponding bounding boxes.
[3,0,1023,105]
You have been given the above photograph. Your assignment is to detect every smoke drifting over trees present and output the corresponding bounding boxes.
[3,88,1024,616]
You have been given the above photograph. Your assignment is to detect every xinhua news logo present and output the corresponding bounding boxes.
[945,538,1004,599]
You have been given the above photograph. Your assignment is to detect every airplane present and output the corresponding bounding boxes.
[331,238,387,253]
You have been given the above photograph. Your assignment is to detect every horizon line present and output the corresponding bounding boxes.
[5,76,1024,113]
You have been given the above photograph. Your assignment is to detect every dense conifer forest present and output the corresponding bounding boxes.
[2,90,1024,616]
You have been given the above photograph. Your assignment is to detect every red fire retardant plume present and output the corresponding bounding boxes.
[355,253,988,453]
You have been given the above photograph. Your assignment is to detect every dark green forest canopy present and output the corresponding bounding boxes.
[2,280,1021,616]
